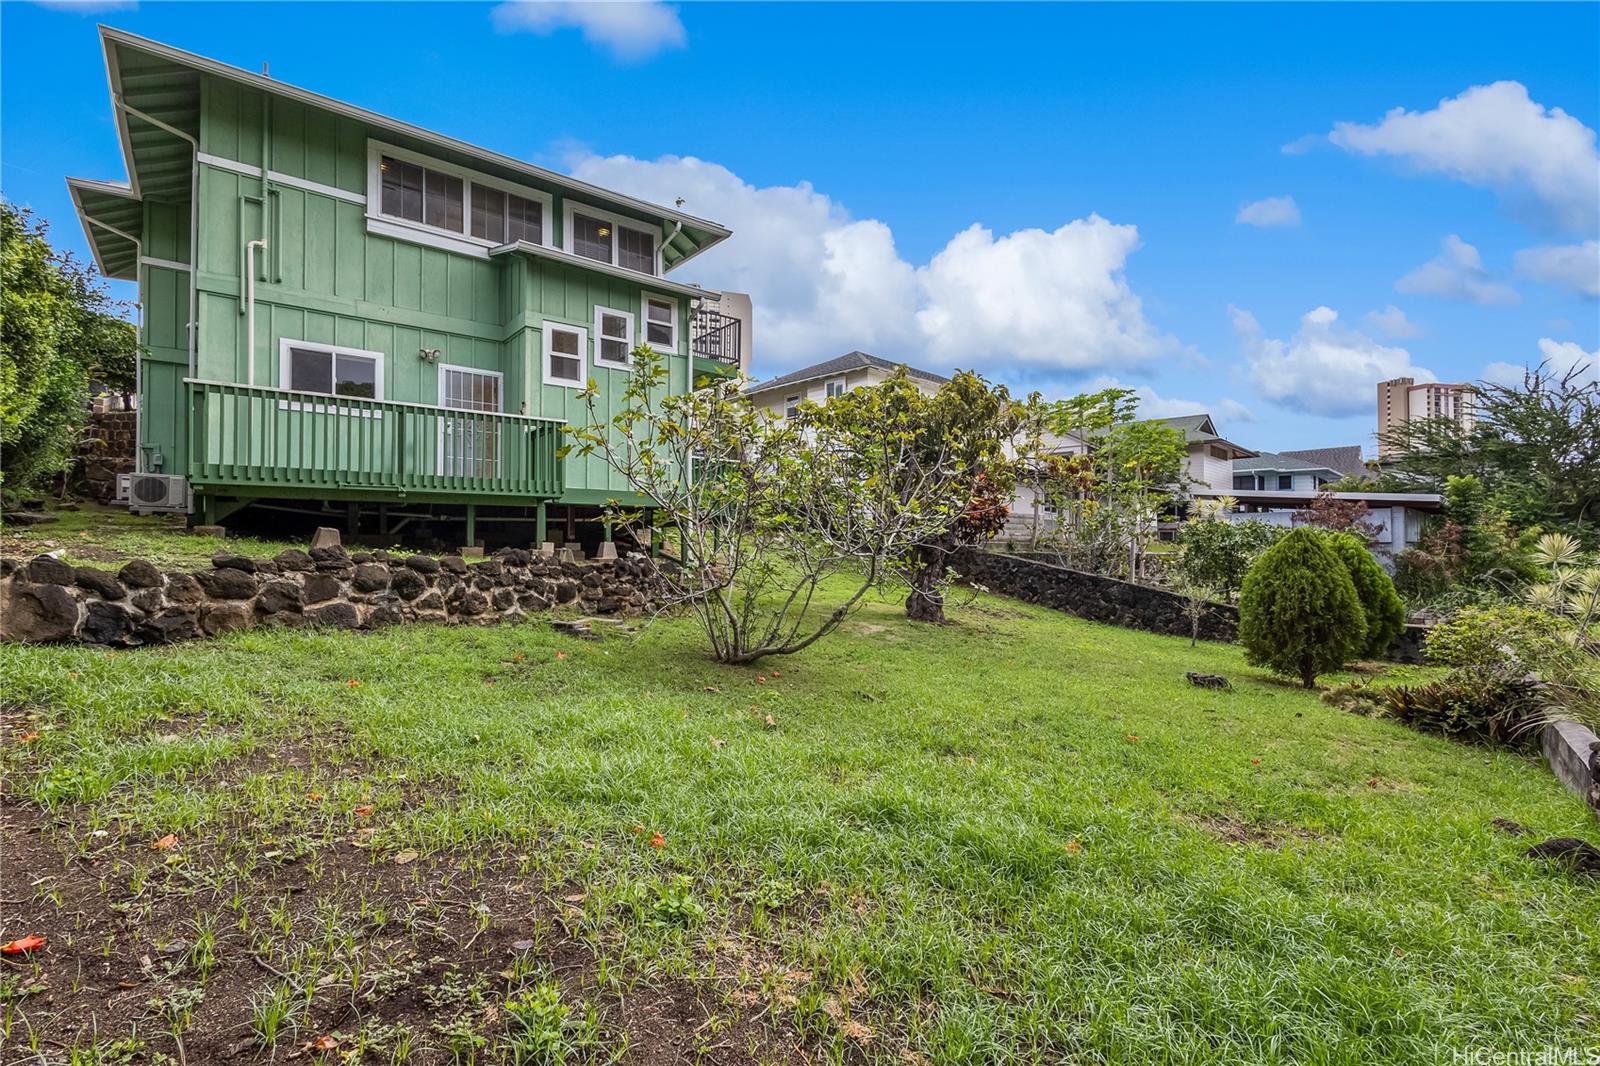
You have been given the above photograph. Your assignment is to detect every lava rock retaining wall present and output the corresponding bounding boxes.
[955,549,1428,663]
[0,545,672,647]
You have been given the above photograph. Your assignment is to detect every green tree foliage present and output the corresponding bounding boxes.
[1238,528,1367,688]
[1317,531,1406,658]
[1,202,137,497]
[1029,389,1188,580]
[569,347,987,663]
[1378,362,1599,543]
[1172,515,1284,600]
[1393,475,1540,603]
[804,368,1029,622]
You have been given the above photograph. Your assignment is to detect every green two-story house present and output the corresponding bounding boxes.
[68,27,742,551]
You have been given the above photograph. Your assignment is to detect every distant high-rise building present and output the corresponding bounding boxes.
[1377,378,1475,457]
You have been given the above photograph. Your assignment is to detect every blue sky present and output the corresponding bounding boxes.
[4,1,1597,453]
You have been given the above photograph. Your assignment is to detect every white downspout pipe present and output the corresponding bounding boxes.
[245,239,267,387]
[114,98,199,378]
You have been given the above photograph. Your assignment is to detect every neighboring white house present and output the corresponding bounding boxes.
[1141,413,1258,492]
[1191,487,1444,567]
[1233,445,1366,492]
[744,351,948,418]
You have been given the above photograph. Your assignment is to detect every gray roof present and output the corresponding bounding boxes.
[1280,446,1366,478]
[1122,413,1256,458]
[1235,445,1366,477]
[747,352,950,395]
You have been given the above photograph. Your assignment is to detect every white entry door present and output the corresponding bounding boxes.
[438,365,503,477]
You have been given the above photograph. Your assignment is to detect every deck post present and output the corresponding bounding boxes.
[464,503,477,549]
[649,510,661,559]
[535,502,547,546]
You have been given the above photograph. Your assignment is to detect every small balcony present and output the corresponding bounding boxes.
[690,307,742,376]
[186,380,565,503]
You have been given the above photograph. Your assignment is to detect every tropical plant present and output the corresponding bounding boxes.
[1424,605,1576,671]
[1524,532,1600,634]
[1172,514,1284,600]
[1,201,137,498]
[569,346,987,663]
[1378,666,1552,746]
[1293,492,1384,541]
[1317,531,1407,658]
[1378,360,1599,544]
[805,368,1030,622]
[1238,528,1367,688]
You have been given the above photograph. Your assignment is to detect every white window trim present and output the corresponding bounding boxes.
[365,139,554,257]
[277,338,386,416]
[563,199,663,276]
[436,363,505,412]
[825,377,847,399]
[784,395,801,419]
[542,320,589,389]
[591,306,636,370]
[640,292,681,355]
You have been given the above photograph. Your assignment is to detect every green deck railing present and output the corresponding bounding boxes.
[186,379,565,501]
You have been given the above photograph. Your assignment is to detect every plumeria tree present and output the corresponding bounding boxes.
[803,368,1031,622]
[567,347,980,663]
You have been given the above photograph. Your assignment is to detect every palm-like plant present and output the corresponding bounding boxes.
[1524,532,1600,636]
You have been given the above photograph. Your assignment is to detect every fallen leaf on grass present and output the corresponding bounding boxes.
[309,1034,338,1051]
[151,834,178,851]
[555,650,568,661]
[1126,734,1140,743]
[764,714,776,729]
[345,679,362,688]
[770,670,780,678]
[307,791,323,803]
[352,805,373,817]
[393,849,418,865]
[562,893,586,904]
[512,653,526,663]
[649,831,665,849]
[1251,758,1262,765]
[1,935,47,954]
[704,686,720,693]
[1064,840,1083,854]
[14,732,39,744]
[756,675,767,684]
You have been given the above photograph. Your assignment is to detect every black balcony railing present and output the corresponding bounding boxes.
[690,307,741,365]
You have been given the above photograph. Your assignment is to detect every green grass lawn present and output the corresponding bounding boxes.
[2,585,1596,1064]
[1,503,305,570]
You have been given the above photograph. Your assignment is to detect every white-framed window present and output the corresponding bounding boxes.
[784,395,801,419]
[592,307,635,369]
[825,378,846,399]
[366,140,553,257]
[543,321,588,389]
[640,293,679,353]
[563,201,660,276]
[279,339,384,400]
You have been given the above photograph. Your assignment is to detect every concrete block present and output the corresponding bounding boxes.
[310,526,342,550]
[538,542,556,556]
[594,541,617,561]
[459,545,485,558]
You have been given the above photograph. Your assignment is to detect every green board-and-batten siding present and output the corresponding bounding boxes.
[132,70,698,505]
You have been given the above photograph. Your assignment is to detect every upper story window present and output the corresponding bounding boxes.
[1278,474,1293,490]
[368,141,552,257]
[593,308,635,368]
[471,186,543,245]
[641,294,678,352]
[543,321,587,389]
[566,203,659,276]
[825,378,846,399]
[784,395,801,419]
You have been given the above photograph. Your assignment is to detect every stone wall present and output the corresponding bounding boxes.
[0,544,672,647]
[955,549,1429,662]
[77,410,137,503]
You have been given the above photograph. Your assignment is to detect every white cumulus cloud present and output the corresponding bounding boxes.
[1235,305,1434,418]
[1513,240,1600,299]
[1235,196,1301,227]
[1327,81,1600,235]
[491,1,685,61]
[1395,235,1519,306]
[1484,338,1599,388]
[1363,304,1423,339]
[566,152,1177,380]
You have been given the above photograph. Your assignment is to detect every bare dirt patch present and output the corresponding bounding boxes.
[0,793,806,1064]
[1195,814,1326,850]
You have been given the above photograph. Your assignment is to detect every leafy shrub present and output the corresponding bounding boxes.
[1238,528,1367,688]
[1317,531,1407,658]
[1378,666,1550,745]
[1423,605,1574,670]
[1173,517,1284,600]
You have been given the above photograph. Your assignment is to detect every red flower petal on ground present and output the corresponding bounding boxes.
[648,832,665,849]
[151,834,178,850]
[345,679,361,688]
[15,732,39,744]
[1,934,46,954]
[353,805,373,816]
[310,1034,338,1051]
